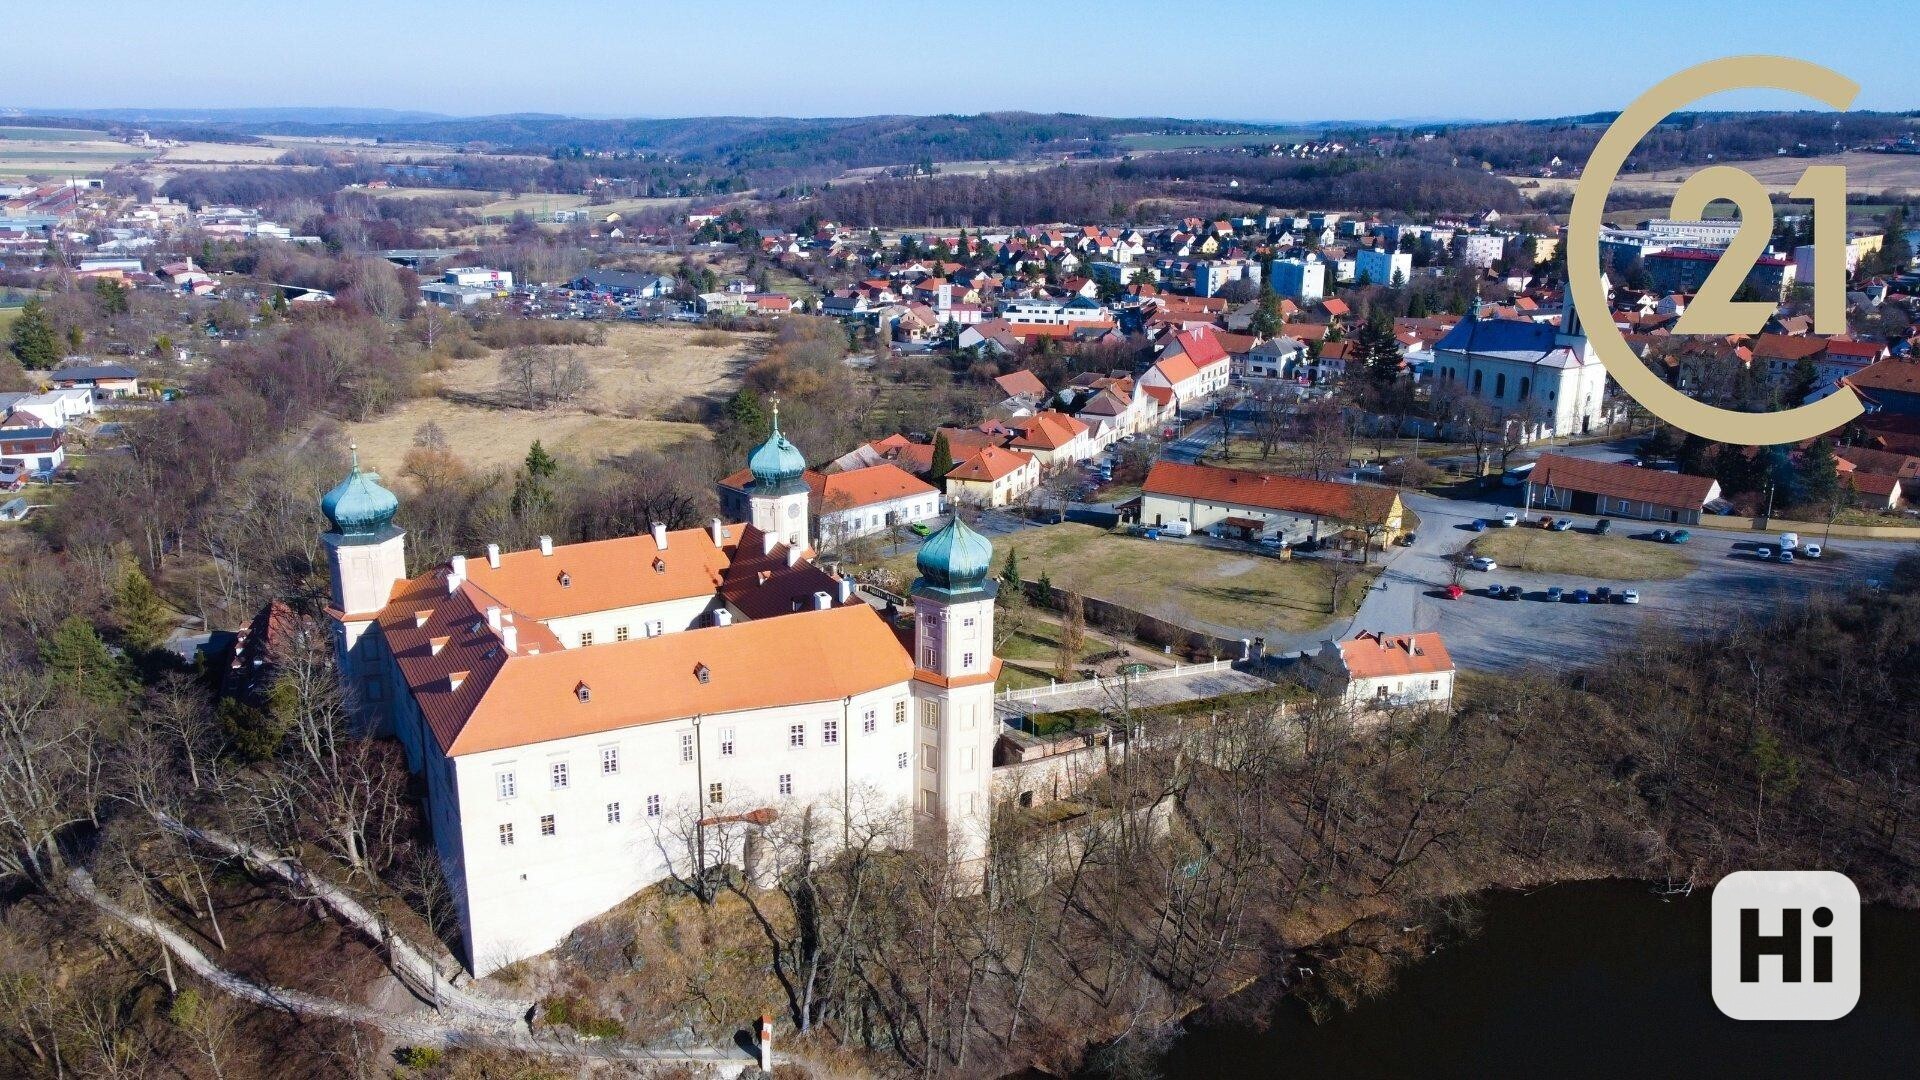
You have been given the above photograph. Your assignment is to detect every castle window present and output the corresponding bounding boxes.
[894,700,907,725]
[679,733,694,762]
[579,631,593,647]
[653,557,666,573]
[499,823,514,846]
[897,752,909,770]
[963,651,975,667]
[823,719,839,745]
[606,802,621,824]
[496,770,516,800]
[707,782,724,805]
[778,773,793,796]
[646,794,661,817]
[862,709,877,734]
[540,814,556,837]
[720,727,735,756]
[575,683,591,703]
[694,663,711,684]
[616,625,629,642]
[550,762,569,789]
[601,746,619,774]
[789,723,806,749]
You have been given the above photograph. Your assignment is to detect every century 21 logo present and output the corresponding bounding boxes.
[1569,57,1865,446]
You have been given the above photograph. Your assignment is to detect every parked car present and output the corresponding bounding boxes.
[1652,529,1672,543]
[1669,529,1691,544]
[1469,556,1497,571]
[1551,518,1573,531]
[1755,546,1773,560]
[1160,521,1192,538]
[1779,549,1795,564]
[1546,586,1564,602]
[1469,518,1488,532]
[908,522,934,537]
[1804,543,1823,559]
[1444,584,1465,600]
[1621,589,1641,604]
[1595,518,1612,535]
[1572,588,1592,604]
[1503,585,1524,601]
[1595,586,1614,603]
[1499,512,1519,528]
[1485,583,1506,598]
[1779,531,1800,551]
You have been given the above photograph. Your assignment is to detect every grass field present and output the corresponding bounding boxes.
[0,126,108,141]
[0,308,20,336]
[1468,526,1697,581]
[341,323,764,480]
[878,522,1375,636]
[1514,150,1920,199]
[0,131,147,177]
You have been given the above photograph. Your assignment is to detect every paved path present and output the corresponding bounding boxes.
[997,664,1271,720]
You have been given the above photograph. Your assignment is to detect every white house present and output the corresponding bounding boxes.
[1140,327,1232,409]
[809,463,943,545]
[1428,295,1612,441]
[324,416,1003,975]
[1354,247,1412,287]
[1312,630,1455,713]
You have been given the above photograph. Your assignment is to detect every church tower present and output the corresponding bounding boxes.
[745,402,810,549]
[320,444,406,730]
[1554,278,1599,362]
[907,516,1001,876]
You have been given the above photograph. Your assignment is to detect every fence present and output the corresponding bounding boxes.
[1699,513,1920,542]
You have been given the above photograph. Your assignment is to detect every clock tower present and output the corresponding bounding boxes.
[745,401,811,549]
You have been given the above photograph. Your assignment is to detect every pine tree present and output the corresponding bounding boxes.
[930,432,954,479]
[1797,438,1840,510]
[113,560,170,652]
[8,296,60,370]
[524,440,559,480]
[1249,280,1283,339]
[999,549,1022,597]
[41,615,129,708]
[1355,314,1402,392]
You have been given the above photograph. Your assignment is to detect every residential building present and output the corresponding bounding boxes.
[1523,453,1720,524]
[1354,247,1412,287]
[1267,256,1325,302]
[808,464,942,545]
[46,363,139,400]
[1311,631,1455,713]
[1140,327,1232,408]
[943,445,1040,507]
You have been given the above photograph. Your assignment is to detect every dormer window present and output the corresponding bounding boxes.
[414,610,434,628]
[429,636,449,656]
[653,557,666,574]
[694,663,711,684]
[558,571,572,588]
[575,682,591,703]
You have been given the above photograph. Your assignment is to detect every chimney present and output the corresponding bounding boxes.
[539,535,554,556]
[449,554,467,582]
[813,591,833,610]
[786,544,803,568]
[485,543,501,569]
[485,605,502,632]
[502,625,519,653]
[714,609,733,627]
[837,576,853,603]
[710,517,726,547]
[651,522,669,549]
[762,531,778,556]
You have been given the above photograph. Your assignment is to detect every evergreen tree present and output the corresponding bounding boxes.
[113,560,170,653]
[999,549,1022,599]
[1355,314,1402,393]
[1877,205,1911,274]
[1248,280,1283,339]
[1796,438,1840,510]
[8,296,60,370]
[41,615,129,708]
[930,432,954,479]
[1786,358,1820,407]
[524,440,559,480]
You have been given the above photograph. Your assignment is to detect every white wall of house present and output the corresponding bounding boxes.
[819,491,943,542]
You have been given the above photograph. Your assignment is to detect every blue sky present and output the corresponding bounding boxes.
[6,0,1916,121]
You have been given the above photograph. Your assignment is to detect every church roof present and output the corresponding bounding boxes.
[1433,315,1597,369]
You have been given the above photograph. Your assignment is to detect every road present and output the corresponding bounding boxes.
[1320,489,1914,673]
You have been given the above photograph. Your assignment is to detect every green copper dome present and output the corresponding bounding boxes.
[748,403,807,489]
[321,445,400,538]
[915,514,994,594]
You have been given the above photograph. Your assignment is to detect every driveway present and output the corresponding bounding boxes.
[1315,490,1916,673]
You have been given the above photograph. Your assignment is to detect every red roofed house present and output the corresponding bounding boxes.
[808,463,943,545]
[1311,630,1455,713]
[1140,326,1231,408]
[1007,410,1091,470]
[944,445,1040,507]
[1525,453,1720,524]
[1140,461,1405,546]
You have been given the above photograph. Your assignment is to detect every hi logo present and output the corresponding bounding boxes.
[1711,870,1860,1020]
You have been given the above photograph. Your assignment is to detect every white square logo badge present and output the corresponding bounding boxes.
[1712,870,1860,1021]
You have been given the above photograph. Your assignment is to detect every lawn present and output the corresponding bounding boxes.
[341,322,764,479]
[0,126,109,141]
[877,522,1375,637]
[1468,526,1697,581]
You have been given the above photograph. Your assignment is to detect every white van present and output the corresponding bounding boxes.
[1779,532,1799,551]
[1160,520,1192,538]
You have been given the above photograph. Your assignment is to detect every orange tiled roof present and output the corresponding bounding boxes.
[1338,631,1453,679]
[948,445,1033,482]
[1529,453,1716,509]
[994,369,1048,399]
[810,463,938,510]
[1010,410,1087,451]
[1144,461,1399,524]
[460,526,734,623]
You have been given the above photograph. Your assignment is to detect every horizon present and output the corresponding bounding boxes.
[6,0,1920,120]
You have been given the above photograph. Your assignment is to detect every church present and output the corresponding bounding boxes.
[321,410,1001,974]
[1428,292,1612,442]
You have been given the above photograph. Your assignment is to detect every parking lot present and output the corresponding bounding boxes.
[1325,491,1915,673]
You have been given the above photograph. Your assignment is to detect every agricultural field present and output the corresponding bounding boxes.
[340,322,764,480]
[0,129,147,177]
[1514,150,1920,200]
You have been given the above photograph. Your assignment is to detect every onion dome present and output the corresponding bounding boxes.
[747,401,807,490]
[321,444,399,538]
[915,514,994,594]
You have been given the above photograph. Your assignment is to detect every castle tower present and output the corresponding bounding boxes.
[907,515,1000,875]
[320,444,406,729]
[746,401,811,549]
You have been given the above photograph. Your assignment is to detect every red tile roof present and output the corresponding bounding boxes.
[1529,453,1717,509]
[1143,461,1400,524]
[1338,631,1453,679]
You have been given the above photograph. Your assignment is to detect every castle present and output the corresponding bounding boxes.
[321,411,1000,973]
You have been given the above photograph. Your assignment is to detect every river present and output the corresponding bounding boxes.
[1157,880,1920,1078]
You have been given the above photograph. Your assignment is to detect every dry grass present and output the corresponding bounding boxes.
[1469,526,1697,581]
[155,141,288,164]
[879,522,1374,636]
[1513,150,1920,198]
[342,322,765,479]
